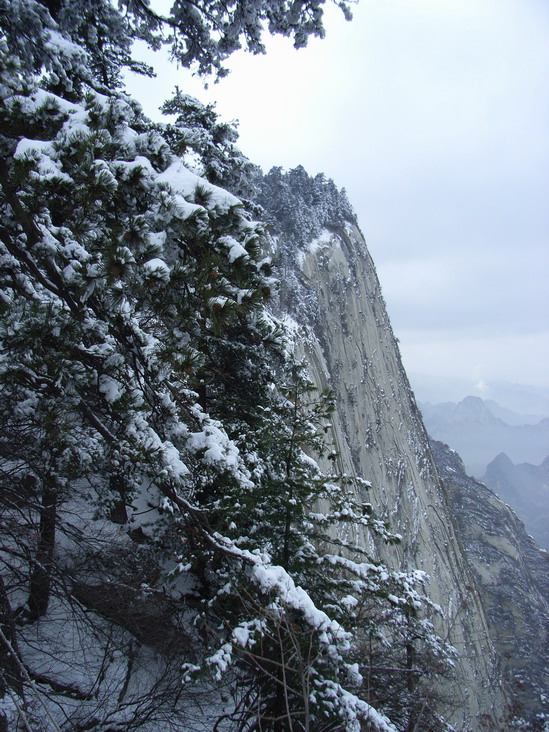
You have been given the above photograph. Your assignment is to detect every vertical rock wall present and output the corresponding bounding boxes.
[283,224,509,730]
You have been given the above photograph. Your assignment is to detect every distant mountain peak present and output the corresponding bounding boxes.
[461,395,484,405]
[490,451,514,468]
[482,451,549,550]
[454,395,500,425]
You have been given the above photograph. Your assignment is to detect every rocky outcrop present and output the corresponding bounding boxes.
[432,440,549,727]
[281,223,510,730]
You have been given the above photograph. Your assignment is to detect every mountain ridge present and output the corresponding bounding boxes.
[432,439,549,724]
[420,396,549,476]
[482,452,549,550]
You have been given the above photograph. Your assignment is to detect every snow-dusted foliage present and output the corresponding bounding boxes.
[258,165,356,250]
[255,165,357,327]
[161,90,262,201]
[1,2,455,730]
[2,0,356,84]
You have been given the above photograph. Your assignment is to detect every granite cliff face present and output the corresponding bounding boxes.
[432,440,549,727]
[276,222,512,729]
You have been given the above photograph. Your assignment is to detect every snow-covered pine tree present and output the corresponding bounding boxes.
[1,2,454,730]
[17,0,356,82]
[196,358,456,730]
[161,89,261,201]
[257,165,356,251]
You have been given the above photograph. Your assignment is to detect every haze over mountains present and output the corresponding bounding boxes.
[419,395,549,478]
[482,453,549,550]
[411,375,549,419]
[420,396,549,550]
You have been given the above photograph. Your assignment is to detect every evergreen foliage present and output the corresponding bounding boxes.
[161,89,261,200]
[3,0,356,84]
[1,2,455,730]
[258,165,356,249]
[255,165,357,325]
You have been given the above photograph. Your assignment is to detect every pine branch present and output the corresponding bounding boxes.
[0,160,81,315]
[29,670,92,701]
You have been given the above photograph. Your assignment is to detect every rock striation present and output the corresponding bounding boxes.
[279,222,512,730]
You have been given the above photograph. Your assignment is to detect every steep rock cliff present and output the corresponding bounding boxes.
[432,440,549,727]
[276,221,510,729]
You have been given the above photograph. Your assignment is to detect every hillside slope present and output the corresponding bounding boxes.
[482,453,549,550]
[432,440,549,726]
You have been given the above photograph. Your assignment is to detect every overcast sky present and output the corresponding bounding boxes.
[126,0,549,413]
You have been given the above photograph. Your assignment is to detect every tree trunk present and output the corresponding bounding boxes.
[109,473,128,524]
[0,572,24,715]
[27,484,57,622]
